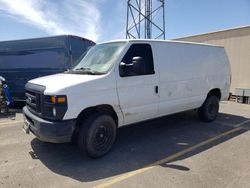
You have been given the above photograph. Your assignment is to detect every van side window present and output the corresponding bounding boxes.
[120,43,154,77]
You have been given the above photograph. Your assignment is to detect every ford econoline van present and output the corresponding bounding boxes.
[23,39,231,158]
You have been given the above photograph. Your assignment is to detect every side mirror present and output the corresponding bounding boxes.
[119,61,134,77]
[119,56,145,76]
[120,62,134,67]
[132,56,145,75]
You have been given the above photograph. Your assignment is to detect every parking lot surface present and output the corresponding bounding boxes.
[0,101,250,188]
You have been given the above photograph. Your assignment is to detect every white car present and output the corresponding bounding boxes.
[23,39,231,158]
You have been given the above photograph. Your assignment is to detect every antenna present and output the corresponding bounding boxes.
[126,0,165,39]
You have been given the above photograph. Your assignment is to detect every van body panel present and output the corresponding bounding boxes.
[29,72,124,125]
[153,41,230,116]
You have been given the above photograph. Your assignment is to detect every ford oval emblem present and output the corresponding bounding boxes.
[27,96,32,103]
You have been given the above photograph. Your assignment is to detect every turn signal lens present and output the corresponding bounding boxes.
[57,97,66,103]
[50,96,66,104]
[51,96,56,104]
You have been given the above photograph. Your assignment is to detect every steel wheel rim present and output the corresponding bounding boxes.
[92,124,114,152]
[208,102,218,116]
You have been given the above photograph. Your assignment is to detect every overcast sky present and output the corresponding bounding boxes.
[0,0,250,43]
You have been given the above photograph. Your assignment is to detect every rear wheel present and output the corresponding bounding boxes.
[198,95,219,122]
[78,113,117,158]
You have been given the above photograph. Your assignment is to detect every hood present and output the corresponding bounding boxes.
[29,73,103,94]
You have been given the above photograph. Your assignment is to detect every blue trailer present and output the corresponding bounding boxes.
[0,35,95,101]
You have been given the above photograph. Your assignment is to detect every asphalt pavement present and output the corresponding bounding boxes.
[0,101,250,188]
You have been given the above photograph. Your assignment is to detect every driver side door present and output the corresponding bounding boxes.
[115,43,159,125]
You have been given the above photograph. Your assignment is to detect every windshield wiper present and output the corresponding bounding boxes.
[71,67,103,75]
[75,67,95,74]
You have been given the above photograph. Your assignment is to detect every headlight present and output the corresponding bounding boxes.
[43,95,68,120]
[52,107,56,116]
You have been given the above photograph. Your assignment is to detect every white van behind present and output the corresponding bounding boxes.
[23,39,231,158]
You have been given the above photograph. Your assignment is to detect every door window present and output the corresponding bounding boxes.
[120,43,154,77]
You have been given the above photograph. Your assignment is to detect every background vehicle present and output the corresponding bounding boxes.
[23,39,231,158]
[0,76,13,113]
[0,35,95,102]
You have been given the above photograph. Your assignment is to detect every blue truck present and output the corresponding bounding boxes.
[0,35,95,102]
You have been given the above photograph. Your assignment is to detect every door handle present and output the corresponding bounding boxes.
[155,86,158,94]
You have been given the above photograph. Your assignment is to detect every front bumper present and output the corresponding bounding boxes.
[23,106,76,143]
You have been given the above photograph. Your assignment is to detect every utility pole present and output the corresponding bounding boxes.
[126,0,165,39]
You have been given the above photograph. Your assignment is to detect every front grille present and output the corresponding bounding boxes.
[25,83,45,117]
[25,90,41,113]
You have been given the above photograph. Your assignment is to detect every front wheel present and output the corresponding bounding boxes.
[198,95,219,122]
[78,113,117,158]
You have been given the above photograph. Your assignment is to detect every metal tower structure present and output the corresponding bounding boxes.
[126,0,165,39]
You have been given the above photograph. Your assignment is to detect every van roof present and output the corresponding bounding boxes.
[100,39,223,48]
[0,35,95,44]
[0,35,95,52]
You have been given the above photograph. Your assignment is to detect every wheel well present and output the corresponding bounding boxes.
[72,105,118,139]
[207,88,221,100]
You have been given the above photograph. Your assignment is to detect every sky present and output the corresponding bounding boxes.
[0,0,250,43]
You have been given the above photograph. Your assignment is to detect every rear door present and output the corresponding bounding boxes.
[116,43,160,125]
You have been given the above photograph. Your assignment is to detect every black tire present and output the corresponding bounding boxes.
[77,113,117,158]
[198,95,219,122]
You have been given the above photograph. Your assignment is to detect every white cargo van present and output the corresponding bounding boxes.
[23,39,231,158]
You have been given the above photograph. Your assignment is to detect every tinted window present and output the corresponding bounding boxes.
[120,43,154,76]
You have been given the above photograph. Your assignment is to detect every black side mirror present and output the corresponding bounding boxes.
[119,61,134,77]
[119,56,145,76]
[132,56,145,75]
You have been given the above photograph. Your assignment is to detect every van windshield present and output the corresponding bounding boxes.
[70,42,126,75]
